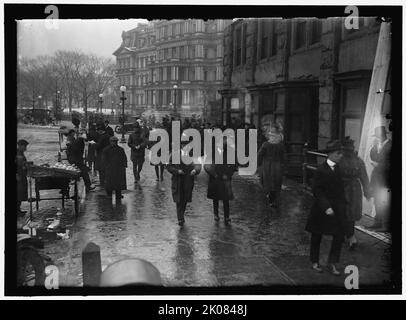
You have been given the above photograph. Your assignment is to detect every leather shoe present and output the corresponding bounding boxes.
[326,264,341,276]
[311,263,323,273]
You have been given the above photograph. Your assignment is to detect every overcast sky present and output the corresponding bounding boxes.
[17,19,149,60]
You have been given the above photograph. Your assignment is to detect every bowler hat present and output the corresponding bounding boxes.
[110,136,118,141]
[372,126,387,139]
[17,139,29,146]
[342,136,355,150]
[321,140,342,154]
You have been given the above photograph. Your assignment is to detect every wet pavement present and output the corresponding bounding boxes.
[17,126,393,290]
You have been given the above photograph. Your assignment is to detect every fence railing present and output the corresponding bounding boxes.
[302,142,328,186]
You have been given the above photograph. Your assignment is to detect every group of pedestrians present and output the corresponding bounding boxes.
[305,126,391,276]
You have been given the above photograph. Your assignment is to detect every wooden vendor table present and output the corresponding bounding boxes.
[26,164,81,219]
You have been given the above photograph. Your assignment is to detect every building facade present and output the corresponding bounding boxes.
[114,19,232,122]
[220,17,390,174]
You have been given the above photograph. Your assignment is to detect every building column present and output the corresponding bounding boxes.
[318,18,340,149]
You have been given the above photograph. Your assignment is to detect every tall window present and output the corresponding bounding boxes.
[235,26,242,66]
[242,24,247,64]
[270,20,278,56]
[260,20,269,59]
[295,20,307,49]
[310,19,322,44]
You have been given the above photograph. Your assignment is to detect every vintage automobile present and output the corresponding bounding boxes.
[22,109,54,125]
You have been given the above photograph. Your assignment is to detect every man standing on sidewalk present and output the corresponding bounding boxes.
[102,136,127,202]
[305,140,347,276]
[16,139,29,217]
[369,126,392,231]
[66,129,95,193]
[95,124,111,187]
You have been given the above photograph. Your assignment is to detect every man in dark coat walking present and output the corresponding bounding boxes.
[128,127,148,182]
[204,136,237,225]
[16,139,29,217]
[369,126,391,231]
[95,124,111,186]
[166,138,201,226]
[305,140,347,276]
[102,136,127,202]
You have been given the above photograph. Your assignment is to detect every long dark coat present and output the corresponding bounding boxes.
[339,152,369,222]
[16,149,28,202]
[204,147,237,201]
[128,132,148,161]
[257,141,286,194]
[305,162,347,236]
[370,140,391,191]
[102,145,127,191]
[95,132,111,171]
[166,150,201,203]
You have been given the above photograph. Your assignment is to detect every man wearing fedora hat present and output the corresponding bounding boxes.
[94,124,111,186]
[369,125,392,231]
[305,140,347,276]
[101,136,127,202]
[166,132,201,227]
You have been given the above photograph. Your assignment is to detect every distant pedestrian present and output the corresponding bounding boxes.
[339,137,370,249]
[102,136,127,202]
[104,120,115,137]
[16,139,29,217]
[128,127,148,182]
[369,126,392,231]
[204,136,237,225]
[305,140,346,276]
[257,126,286,208]
[86,123,98,174]
[149,129,165,181]
[166,137,201,226]
[95,124,111,186]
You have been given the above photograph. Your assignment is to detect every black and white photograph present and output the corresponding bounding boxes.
[2,1,402,300]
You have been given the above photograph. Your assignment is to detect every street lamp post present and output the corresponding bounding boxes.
[120,85,127,143]
[98,93,103,113]
[38,95,42,109]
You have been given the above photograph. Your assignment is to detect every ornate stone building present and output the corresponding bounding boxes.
[220,17,388,174]
[114,19,232,122]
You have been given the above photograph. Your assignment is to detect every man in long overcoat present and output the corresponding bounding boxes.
[369,126,392,231]
[166,139,201,226]
[16,139,29,216]
[204,136,237,225]
[95,124,111,186]
[305,140,347,276]
[102,136,127,202]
